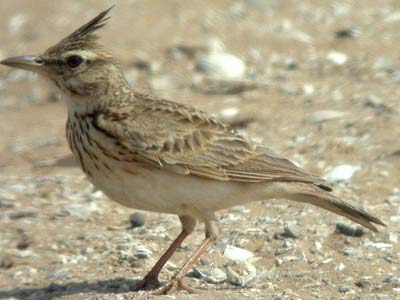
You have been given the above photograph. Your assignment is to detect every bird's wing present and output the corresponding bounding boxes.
[93,93,331,190]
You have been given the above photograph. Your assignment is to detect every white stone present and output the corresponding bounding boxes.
[384,12,400,23]
[207,267,227,284]
[323,165,361,182]
[221,107,239,118]
[364,241,393,249]
[196,53,246,80]
[306,110,347,123]
[223,245,254,262]
[335,262,346,271]
[327,51,348,65]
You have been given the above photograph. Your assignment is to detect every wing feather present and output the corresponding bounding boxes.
[93,93,331,190]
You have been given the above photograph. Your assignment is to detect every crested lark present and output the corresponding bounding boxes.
[1,7,385,294]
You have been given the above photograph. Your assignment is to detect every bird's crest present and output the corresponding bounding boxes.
[45,6,114,55]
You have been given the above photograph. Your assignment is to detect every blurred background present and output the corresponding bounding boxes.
[0,1,398,299]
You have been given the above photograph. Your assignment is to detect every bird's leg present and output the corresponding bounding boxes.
[137,215,196,290]
[151,216,220,295]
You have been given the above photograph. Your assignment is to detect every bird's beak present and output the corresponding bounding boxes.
[0,55,47,75]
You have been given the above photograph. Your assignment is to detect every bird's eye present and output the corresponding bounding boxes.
[66,55,83,69]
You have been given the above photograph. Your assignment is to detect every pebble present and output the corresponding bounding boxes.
[383,276,400,286]
[384,193,400,205]
[274,224,301,240]
[226,262,257,287]
[133,245,152,259]
[223,245,254,262]
[355,277,372,288]
[283,223,301,239]
[65,201,102,217]
[0,256,14,269]
[220,107,239,118]
[0,192,16,208]
[129,212,145,228]
[327,51,348,65]
[187,266,227,284]
[323,165,361,182]
[335,223,364,237]
[207,267,227,284]
[335,262,346,271]
[384,12,400,23]
[337,286,350,293]
[305,110,347,123]
[47,268,70,281]
[363,241,392,250]
[342,247,360,256]
[195,53,246,80]
[335,27,361,39]
[187,266,207,279]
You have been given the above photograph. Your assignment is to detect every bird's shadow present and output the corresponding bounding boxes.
[0,277,141,300]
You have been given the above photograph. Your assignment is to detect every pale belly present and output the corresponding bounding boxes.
[88,164,266,219]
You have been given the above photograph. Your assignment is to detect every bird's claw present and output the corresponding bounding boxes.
[135,275,161,291]
[149,277,196,295]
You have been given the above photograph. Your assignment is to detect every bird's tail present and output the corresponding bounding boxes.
[279,183,386,232]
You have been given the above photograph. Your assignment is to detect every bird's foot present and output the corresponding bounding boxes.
[135,274,161,291]
[149,277,196,295]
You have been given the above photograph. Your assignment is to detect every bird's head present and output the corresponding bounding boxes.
[0,6,128,109]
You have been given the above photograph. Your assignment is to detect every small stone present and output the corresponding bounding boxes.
[335,263,346,272]
[335,27,361,39]
[315,241,323,251]
[284,58,299,70]
[355,277,371,288]
[385,191,400,205]
[47,268,70,281]
[323,165,361,182]
[342,247,359,256]
[187,266,206,279]
[389,233,398,243]
[385,12,400,23]
[220,107,239,118]
[336,223,364,237]
[0,256,14,269]
[195,53,246,80]
[327,51,348,65]
[338,286,350,293]
[134,245,152,259]
[306,110,347,123]
[283,224,301,239]
[275,258,283,266]
[274,224,301,240]
[364,242,392,250]
[206,268,227,284]
[129,212,145,228]
[226,262,257,287]
[383,276,400,286]
[9,210,37,220]
[302,84,315,96]
[223,245,254,262]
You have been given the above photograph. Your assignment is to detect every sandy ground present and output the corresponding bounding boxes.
[0,1,399,299]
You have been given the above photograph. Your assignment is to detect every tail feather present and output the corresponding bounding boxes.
[286,185,386,232]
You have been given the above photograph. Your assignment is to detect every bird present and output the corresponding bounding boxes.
[0,7,385,294]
